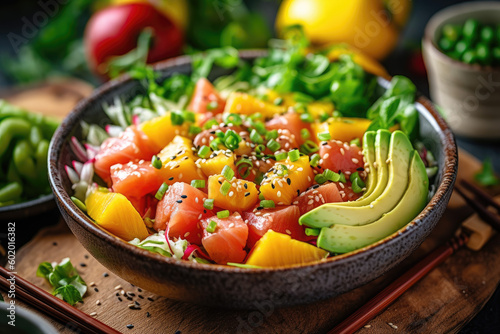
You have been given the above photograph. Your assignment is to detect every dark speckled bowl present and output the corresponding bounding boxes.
[48,51,458,309]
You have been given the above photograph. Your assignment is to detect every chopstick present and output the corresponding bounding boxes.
[0,266,120,334]
[327,233,468,334]
[328,182,499,334]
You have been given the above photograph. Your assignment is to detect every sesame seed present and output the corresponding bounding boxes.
[245,192,250,197]
[352,158,359,164]
[340,148,345,155]
[96,300,101,306]
[292,201,299,205]
[176,199,183,204]
[90,312,97,317]
[323,153,330,159]
[277,191,282,198]
[228,191,234,197]
[89,282,96,287]
[114,285,122,290]
[184,232,190,238]
[126,324,134,329]
[195,197,199,203]
[285,229,292,235]
[307,199,314,205]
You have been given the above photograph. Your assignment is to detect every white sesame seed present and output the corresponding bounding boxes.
[184,232,190,238]
[292,201,299,205]
[114,285,122,290]
[195,197,199,203]
[340,148,345,155]
[96,300,101,306]
[89,282,96,287]
[228,191,234,197]
[323,153,330,159]
[352,158,359,164]
[308,176,311,182]
[90,312,97,317]
[229,223,235,228]
[178,173,183,180]
[198,214,202,220]
[307,199,314,205]
[339,182,345,189]
[285,229,292,235]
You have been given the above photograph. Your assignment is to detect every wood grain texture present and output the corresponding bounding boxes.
[1,150,497,334]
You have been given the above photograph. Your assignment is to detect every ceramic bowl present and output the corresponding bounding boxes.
[48,51,458,309]
[0,301,58,334]
[422,1,500,140]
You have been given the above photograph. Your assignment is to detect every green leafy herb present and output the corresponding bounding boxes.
[474,157,500,186]
[36,258,87,306]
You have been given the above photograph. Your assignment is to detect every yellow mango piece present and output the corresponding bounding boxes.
[199,153,236,178]
[260,156,314,205]
[312,117,399,143]
[140,114,189,150]
[86,190,149,241]
[158,136,205,184]
[246,230,328,268]
[224,92,286,118]
[208,174,259,212]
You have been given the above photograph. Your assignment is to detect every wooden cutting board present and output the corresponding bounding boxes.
[2,150,498,334]
[2,80,500,333]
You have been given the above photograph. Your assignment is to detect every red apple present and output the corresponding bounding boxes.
[84,3,183,77]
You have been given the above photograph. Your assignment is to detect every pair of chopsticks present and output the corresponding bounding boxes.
[0,266,120,334]
[329,179,500,334]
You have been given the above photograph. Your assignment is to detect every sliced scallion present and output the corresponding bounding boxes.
[198,145,211,159]
[217,210,230,219]
[222,165,234,180]
[288,149,300,162]
[220,180,231,195]
[317,132,331,141]
[206,220,217,233]
[260,200,275,208]
[191,179,206,189]
[203,198,214,210]
[155,182,169,201]
[151,155,162,169]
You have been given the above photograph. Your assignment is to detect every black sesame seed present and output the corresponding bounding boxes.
[184,156,189,160]
[297,189,300,196]
[181,195,187,199]
[128,292,136,297]
[218,180,222,184]
[52,242,57,246]
[116,292,120,296]
[244,183,248,189]
[168,177,174,181]
[257,206,263,210]
[357,167,364,171]
[321,142,328,146]
[118,297,122,302]
[209,130,216,134]
[286,178,291,185]
[146,312,151,318]
[203,210,207,214]
[176,200,183,204]
[271,184,275,189]
[244,192,250,197]
[137,288,142,292]
[94,288,99,292]
[312,184,320,189]
[147,297,155,302]
[177,150,183,155]
[103,273,109,277]
[80,263,86,267]
[134,301,140,306]
[138,295,144,299]
[84,255,89,259]
[126,324,134,329]
[127,296,133,301]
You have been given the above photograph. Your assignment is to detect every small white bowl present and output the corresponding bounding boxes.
[422,1,500,140]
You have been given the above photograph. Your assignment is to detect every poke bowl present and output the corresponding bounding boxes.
[48,45,457,309]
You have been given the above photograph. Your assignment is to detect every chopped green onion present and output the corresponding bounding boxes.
[222,165,234,180]
[224,130,241,151]
[267,139,281,152]
[236,158,253,179]
[351,178,365,193]
[189,125,202,136]
[255,172,264,185]
[183,111,196,123]
[191,179,205,189]
[275,164,289,176]
[170,112,184,126]
[155,182,169,201]
[310,153,321,167]
[203,198,214,210]
[216,131,225,138]
[210,137,223,151]
[350,138,361,147]
[314,174,327,184]
[206,220,217,233]
[288,149,300,162]
[198,145,211,159]
[319,112,330,122]
[339,173,347,183]
[273,97,284,105]
[305,228,320,237]
[255,144,266,154]
[220,180,231,195]
[203,119,219,129]
[223,113,243,125]
[323,169,340,182]
[300,128,310,140]
[207,101,219,111]
[251,120,267,135]
[300,113,314,123]
[249,113,262,121]
[71,196,87,212]
[217,210,230,219]
[265,129,278,141]
[317,132,331,141]
[250,129,263,144]
[258,193,265,200]
[151,155,162,169]
[275,152,288,161]
[300,140,319,154]
[260,200,275,208]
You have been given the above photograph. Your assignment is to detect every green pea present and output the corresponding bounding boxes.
[463,19,480,43]
[454,39,469,56]
[13,140,37,180]
[480,26,495,44]
[0,182,23,203]
[462,50,477,64]
[0,117,31,157]
[442,24,462,42]
[439,37,455,51]
[476,43,492,65]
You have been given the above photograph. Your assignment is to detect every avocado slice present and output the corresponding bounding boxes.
[357,131,377,199]
[316,150,428,253]
[300,130,412,228]
[338,129,391,208]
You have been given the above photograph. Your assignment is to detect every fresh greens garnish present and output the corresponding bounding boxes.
[36,258,87,306]
[475,157,500,187]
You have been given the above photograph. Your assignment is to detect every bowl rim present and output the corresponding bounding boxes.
[423,1,500,73]
[48,50,458,275]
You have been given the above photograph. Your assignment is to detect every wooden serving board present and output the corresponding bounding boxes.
[2,150,498,334]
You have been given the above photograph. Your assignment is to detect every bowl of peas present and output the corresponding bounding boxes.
[423,1,500,139]
[0,100,59,220]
